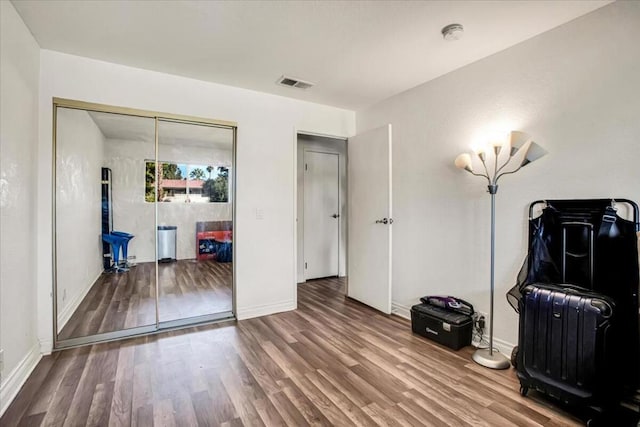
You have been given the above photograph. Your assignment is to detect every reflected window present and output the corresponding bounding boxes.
[145,161,229,203]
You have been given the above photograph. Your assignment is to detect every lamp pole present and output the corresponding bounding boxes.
[489,184,497,358]
[455,131,547,370]
[470,181,509,369]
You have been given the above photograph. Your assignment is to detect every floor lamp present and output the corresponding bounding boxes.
[454,131,546,369]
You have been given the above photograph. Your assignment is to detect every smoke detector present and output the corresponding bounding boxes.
[277,75,315,90]
[441,23,464,41]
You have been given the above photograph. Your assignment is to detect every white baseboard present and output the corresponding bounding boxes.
[39,338,53,356]
[57,270,102,330]
[0,344,42,417]
[236,300,296,320]
[391,301,412,320]
[297,273,347,285]
[482,334,516,357]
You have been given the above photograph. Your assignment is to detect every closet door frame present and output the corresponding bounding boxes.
[52,97,237,350]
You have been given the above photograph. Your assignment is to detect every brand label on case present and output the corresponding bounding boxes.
[442,322,451,332]
[426,327,439,335]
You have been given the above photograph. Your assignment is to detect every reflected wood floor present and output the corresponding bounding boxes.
[59,260,232,340]
[3,277,587,426]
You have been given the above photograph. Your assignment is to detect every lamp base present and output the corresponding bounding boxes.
[472,348,511,370]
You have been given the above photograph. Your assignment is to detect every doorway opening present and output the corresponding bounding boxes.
[296,133,347,290]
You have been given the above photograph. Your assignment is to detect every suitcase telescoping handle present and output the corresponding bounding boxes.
[561,221,594,288]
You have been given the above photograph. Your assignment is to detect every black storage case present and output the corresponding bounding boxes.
[411,304,472,350]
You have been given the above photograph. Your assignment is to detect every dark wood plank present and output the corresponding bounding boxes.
[59,260,233,340]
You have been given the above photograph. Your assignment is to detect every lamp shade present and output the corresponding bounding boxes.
[454,153,473,172]
[492,139,503,156]
[521,141,547,167]
[508,131,531,156]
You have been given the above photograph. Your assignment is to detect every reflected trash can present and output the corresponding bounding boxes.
[157,226,177,262]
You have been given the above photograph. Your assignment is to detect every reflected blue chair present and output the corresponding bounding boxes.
[101,234,128,272]
[112,231,134,267]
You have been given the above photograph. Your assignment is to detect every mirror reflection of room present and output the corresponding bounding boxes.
[55,108,234,342]
[56,108,156,340]
[156,120,233,323]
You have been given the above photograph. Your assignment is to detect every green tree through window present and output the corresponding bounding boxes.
[189,167,206,180]
[203,167,229,202]
[162,163,183,180]
[145,162,156,202]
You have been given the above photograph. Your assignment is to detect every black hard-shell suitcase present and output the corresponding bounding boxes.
[517,284,620,406]
[509,199,640,392]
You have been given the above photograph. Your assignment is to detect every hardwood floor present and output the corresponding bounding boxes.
[157,260,232,323]
[59,260,233,340]
[3,277,599,426]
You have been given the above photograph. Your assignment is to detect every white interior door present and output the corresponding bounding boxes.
[304,151,340,279]
[348,124,392,314]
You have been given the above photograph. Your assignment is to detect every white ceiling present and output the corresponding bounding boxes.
[87,111,154,142]
[15,1,611,110]
[87,110,233,150]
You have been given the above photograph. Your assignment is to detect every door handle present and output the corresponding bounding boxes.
[331,214,340,218]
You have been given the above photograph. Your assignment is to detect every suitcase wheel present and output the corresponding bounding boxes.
[586,413,607,427]
[519,386,529,397]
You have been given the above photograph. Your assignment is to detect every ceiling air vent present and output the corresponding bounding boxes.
[277,75,314,90]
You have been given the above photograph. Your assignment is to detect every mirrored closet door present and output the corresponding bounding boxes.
[53,99,236,348]
[156,120,234,324]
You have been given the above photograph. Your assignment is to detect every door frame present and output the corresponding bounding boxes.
[293,129,349,308]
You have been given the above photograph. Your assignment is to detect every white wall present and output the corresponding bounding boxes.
[104,138,233,262]
[356,1,640,349]
[36,50,356,349]
[55,108,105,329]
[0,0,41,415]
[296,134,347,282]
[103,137,155,262]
